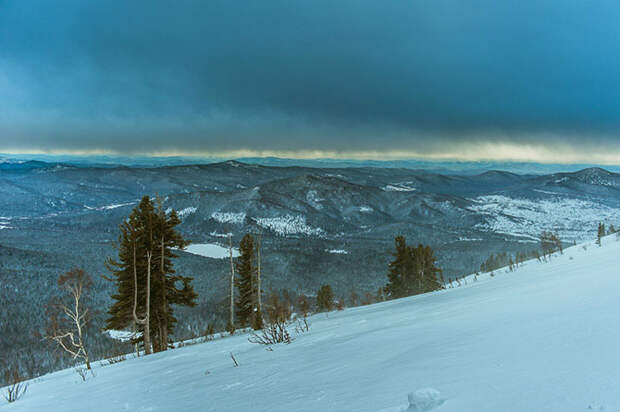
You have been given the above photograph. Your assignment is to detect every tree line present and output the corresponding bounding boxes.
[43,197,614,374]
[39,197,447,372]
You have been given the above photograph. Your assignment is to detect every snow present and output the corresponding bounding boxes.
[469,195,620,242]
[183,243,239,259]
[406,389,444,412]
[253,215,323,236]
[211,212,246,224]
[383,183,416,192]
[104,330,141,343]
[209,231,232,238]
[6,236,620,411]
[0,217,12,230]
[84,202,137,211]
[306,190,324,210]
[325,249,349,254]
[177,206,197,219]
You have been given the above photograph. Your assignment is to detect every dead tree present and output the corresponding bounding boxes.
[46,268,93,370]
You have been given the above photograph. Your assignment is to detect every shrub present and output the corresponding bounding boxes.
[248,321,293,345]
[3,367,28,403]
[316,284,334,312]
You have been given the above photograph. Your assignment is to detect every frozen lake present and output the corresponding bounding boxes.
[183,243,240,259]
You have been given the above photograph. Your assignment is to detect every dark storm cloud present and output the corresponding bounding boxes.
[1,0,620,157]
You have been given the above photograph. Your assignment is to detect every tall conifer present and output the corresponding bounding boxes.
[106,196,197,354]
[236,234,257,328]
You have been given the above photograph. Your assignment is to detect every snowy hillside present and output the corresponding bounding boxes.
[4,236,620,412]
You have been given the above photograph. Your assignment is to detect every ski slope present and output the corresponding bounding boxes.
[4,237,620,411]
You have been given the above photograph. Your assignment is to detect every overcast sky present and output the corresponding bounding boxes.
[1,0,620,162]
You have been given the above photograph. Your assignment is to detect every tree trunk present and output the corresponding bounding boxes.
[159,236,168,351]
[73,283,90,369]
[144,251,152,354]
[228,234,235,331]
[256,235,262,317]
[132,240,152,355]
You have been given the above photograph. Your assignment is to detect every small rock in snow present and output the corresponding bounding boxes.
[407,388,443,412]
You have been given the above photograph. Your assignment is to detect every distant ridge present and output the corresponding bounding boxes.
[2,153,620,175]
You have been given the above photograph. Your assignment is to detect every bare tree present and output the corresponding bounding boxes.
[46,268,93,370]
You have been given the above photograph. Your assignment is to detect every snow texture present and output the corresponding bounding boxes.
[84,202,137,211]
[407,389,444,412]
[325,249,349,254]
[306,190,324,210]
[469,195,620,242]
[211,212,246,224]
[176,206,197,219]
[0,217,12,230]
[5,236,620,412]
[104,330,141,343]
[383,183,416,192]
[209,231,232,238]
[253,215,323,236]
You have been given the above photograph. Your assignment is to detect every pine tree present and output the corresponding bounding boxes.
[105,196,197,354]
[236,234,258,328]
[410,244,442,293]
[384,236,410,299]
[597,222,605,246]
[226,234,236,333]
[253,234,264,330]
[385,236,442,299]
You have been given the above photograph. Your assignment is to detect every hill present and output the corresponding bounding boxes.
[4,235,620,411]
[2,161,620,386]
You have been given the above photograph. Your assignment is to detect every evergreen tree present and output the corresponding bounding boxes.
[385,236,442,299]
[597,222,606,246]
[236,234,258,328]
[105,196,197,354]
[410,244,442,293]
[384,236,410,299]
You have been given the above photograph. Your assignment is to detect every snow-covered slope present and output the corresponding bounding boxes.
[4,237,620,412]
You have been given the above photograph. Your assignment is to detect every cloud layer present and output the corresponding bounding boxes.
[1,0,620,161]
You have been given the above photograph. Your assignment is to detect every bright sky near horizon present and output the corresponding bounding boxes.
[1,0,620,163]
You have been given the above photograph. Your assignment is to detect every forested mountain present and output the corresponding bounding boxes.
[1,160,619,383]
